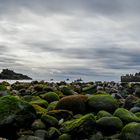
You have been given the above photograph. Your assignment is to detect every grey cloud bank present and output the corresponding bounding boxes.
[0,0,140,81]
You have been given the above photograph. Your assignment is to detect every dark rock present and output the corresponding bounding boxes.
[58,133,72,140]
[0,69,32,80]
[0,95,36,139]
[89,132,103,140]
[130,107,140,113]
[47,110,73,121]
[34,129,48,140]
[31,119,46,130]
[123,95,139,109]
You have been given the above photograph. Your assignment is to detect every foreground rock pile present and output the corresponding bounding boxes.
[0,81,140,140]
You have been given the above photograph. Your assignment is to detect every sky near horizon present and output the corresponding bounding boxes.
[0,0,140,81]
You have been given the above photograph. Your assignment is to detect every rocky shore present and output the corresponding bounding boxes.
[0,80,140,140]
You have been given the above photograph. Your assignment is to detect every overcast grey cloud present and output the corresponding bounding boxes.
[0,0,140,81]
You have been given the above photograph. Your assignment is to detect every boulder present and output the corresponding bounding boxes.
[41,114,58,127]
[31,119,46,130]
[58,134,72,140]
[40,92,59,103]
[34,129,48,140]
[0,95,36,139]
[47,110,73,121]
[60,113,96,138]
[97,110,112,120]
[55,95,88,114]
[87,94,118,113]
[113,108,140,124]
[121,122,140,140]
[96,117,123,134]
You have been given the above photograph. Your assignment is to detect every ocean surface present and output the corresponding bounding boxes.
[0,79,73,84]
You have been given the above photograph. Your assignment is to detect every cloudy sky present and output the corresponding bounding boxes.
[0,0,140,81]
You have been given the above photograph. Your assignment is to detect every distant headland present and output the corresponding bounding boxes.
[0,69,32,80]
[121,72,140,82]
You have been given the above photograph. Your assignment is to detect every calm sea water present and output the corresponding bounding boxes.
[0,80,33,84]
[0,79,73,84]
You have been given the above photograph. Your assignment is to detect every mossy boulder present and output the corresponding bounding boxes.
[0,95,36,139]
[0,84,7,91]
[96,117,123,134]
[33,84,44,92]
[32,104,48,116]
[40,92,59,103]
[48,127,61,139]
[60,86,75,95]
[113,108,140,124]
[121,122,140,140]
[41,114,58,127]
[82,85,97,95]
[47,110,73,121]
[55,95,88,114]
[22,95,40,102]
[60,113,96,138]
[30,98,48,108]
[135,87,140,97]
[135,112,140,118]
[97,110,112,120]
[47,101,58,111]
[58,133,72,140]
[87,94,118,113]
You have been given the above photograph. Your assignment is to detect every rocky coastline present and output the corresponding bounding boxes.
[0,80,140,140]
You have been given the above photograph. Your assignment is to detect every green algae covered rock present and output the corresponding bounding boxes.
[41,114,58,127]
[40,92,59,103]
[58,134,72,140]
[96,117,123,134]
[113,108,140,124]
[0,84,7,91]
[135,87,140,98]
[60,86,75,95]
[32,104,48,116]
[55,95,88,114]
[82,85,97,95]
[60,113,96,138]
[97,110,112,120]
[121,122,140,140]
[47,101,58,111]
[88,94,118,113]
[0,95,36,139]
[135,112,140,118]
[30,98,48,108]
[48,127,61,139]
